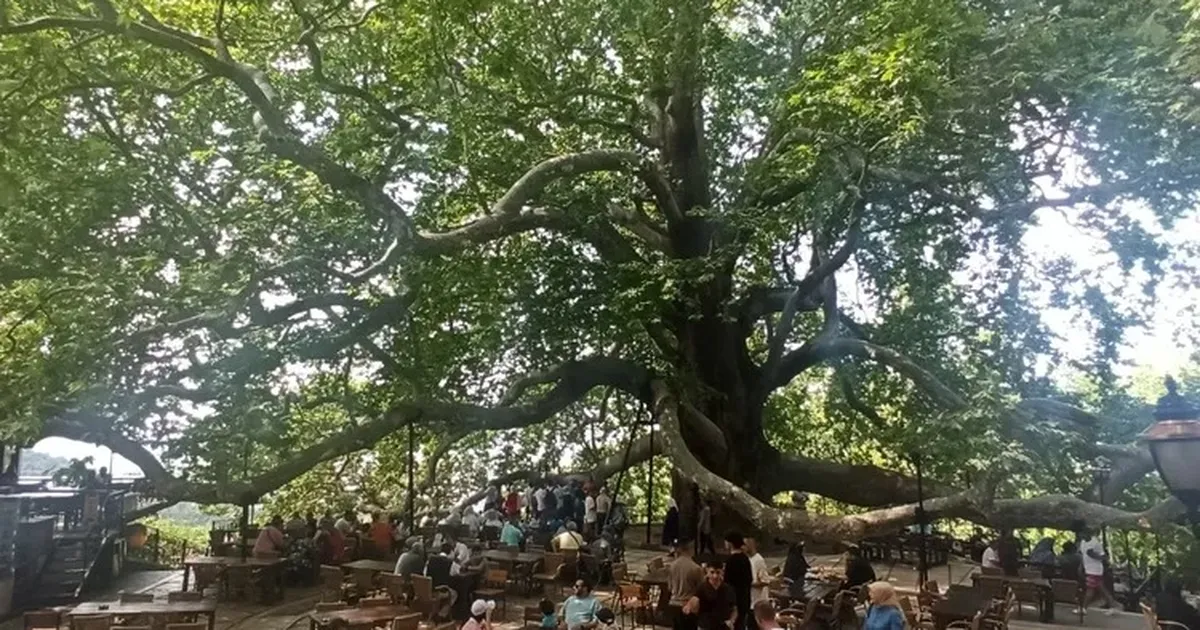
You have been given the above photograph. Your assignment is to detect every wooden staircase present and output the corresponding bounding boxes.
[35,529,100,606]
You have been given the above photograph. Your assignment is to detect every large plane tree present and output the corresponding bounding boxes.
[2,0,1199,540]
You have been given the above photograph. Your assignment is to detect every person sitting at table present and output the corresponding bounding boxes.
[554,521,585,551]
[368,511,393,559]
[314,519,346,565]
[981,539,1002,570]
[562,579,602,630]
[500,516,525,548]
[335,510,356,535]
[464,598,495,630]
[752,600,782,630]
[1156,577,1200,630]
[425,543,460,618]
[395,539,426,578]
[285,512,308,539]
[253,515,287,556]
[690,561,736,630]
[844,545,876,589]
[463,506,482,537]
[781,542,808,583]
[448,533,477,570]
[1058,540,1081,580]
[864,581,905,630]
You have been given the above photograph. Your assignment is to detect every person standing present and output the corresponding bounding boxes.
[596,486,611,530]
[584,490,598,538]
[698,500,714,555]
[1078,526,1117,615]
[690,561,737,630]
[723,533,753,630]
[745,538,770,605]
[663,499,681,548]
[668,540,704,630]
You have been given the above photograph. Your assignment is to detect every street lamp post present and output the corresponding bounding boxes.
[1142,377,1200,536]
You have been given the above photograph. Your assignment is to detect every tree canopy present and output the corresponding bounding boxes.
[3,0,1200,540]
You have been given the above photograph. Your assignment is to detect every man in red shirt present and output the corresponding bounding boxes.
[504,488,521,518]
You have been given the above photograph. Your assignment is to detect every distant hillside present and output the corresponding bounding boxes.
[19,450,72,476]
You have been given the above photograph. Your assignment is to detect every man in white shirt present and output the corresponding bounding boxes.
[981,540,1001,569]
[595,487,611,529]
[746,537,771,604]
[535,485,549,519]
[584,493,598,538]
[1079,527,1116,615]
[334,510,356,535]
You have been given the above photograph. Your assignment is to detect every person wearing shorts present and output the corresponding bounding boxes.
[1078,527,1117,615]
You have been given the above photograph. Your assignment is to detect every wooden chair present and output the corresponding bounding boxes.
[321,564,350,602]
[23,609,60,630]
[616,582,651,630]
[360,596,392,608]
[118,591,154,603]
[192,564,224,594]
[1051,579,1084,624]
[973,576,1009,601]
[411,574,451,619]
[72,615,113,630]
[474,569,509,616]
[167,590,204,602]
[946,612,984,630]
[982,596,1017,630]
[1008,581,1042,619]
[381,572,409,603]
[1142,602,1192,630]
[532,552,565,594]
[776,605,811,630]
[353,567,381,598]
[392,614,422,630]
[610,562,628,584]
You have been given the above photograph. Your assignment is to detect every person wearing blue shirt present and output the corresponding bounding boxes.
[863,582,906,630]
[500,517,524,547]
[562,579,601,630]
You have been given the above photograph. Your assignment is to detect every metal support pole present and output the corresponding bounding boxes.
[407,416,415,535]
[240,503,249,560]
[646,423,654,546]
[916,451,928,587]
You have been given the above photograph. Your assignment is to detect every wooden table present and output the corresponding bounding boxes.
[310,606,418,630]
[932,592,989,630]
[68,598,217,630]
[769,580,841,606]
[182,556,287,596]
[344,559,398,574]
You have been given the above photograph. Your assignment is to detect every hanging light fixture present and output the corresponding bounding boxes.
[1142,377,1200,532]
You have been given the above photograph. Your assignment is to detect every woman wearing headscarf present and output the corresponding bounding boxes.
[662,498,681,548]
[864,581,906,630]
[781,541,809,583]
[1029,538,1057,577]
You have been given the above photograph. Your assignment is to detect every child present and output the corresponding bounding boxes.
[539,598,557,630]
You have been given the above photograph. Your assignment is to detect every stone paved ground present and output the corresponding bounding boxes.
[1,546,1145,630]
